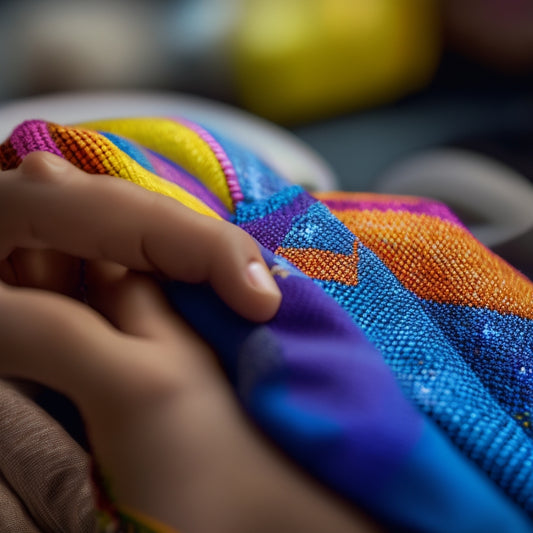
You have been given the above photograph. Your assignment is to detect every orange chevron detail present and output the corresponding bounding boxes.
[331,208,533,319]
[276,246,358,286]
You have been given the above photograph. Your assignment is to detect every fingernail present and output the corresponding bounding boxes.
[246,261,281,297]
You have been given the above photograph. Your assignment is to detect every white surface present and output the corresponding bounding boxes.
[0,91,337,191]
[376,148,533,247]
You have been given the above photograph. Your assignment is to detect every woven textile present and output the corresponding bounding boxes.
[2,118,533,532]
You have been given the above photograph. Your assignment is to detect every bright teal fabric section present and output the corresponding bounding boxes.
[281,201,356,254]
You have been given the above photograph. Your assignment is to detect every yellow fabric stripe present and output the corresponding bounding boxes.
[64,125,221,220]
[78,117,233,211]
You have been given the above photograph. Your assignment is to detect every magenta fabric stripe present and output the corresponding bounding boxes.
[321,198,464,226]
[10,120,63,159]
[177,118,244,206]
[143,148,230,220]
[143,146,179,182]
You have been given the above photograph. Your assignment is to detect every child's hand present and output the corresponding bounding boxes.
[0,151,281,322]
[0,153,377,532]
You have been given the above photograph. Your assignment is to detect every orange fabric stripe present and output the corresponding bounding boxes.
[331,208,533,319]
[315,191,424,204]
[47,124,222,220]
[276,246,358,286]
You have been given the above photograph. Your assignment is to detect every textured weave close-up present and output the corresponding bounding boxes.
[1,117,533,532]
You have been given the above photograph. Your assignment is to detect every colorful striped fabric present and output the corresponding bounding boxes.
[2,117,533,532]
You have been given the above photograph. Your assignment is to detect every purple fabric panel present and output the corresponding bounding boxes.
[239,192,317,251]
[144,149,230,219]
[166,246,422,505]
[251,255,423,500]
[9,120,63,159]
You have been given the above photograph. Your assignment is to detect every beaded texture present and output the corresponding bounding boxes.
[2,118,533,533]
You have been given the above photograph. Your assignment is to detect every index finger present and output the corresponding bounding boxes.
[0,152,281,322]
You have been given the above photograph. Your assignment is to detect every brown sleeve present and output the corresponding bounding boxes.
[0,379,96,533]
[0,470,42,532]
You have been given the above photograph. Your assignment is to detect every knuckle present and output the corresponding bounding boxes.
[111,356,185,411]
[138,187,176,226]
[207,223,236,264]
[206,222,259,280]
[18,152,72,184]
[214,220,254,252]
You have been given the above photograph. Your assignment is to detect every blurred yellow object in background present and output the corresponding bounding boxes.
[234,0,441,123]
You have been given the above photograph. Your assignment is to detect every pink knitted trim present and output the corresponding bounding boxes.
[177,118,244,206]
[10,120,63,159]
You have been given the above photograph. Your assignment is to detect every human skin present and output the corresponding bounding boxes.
[0,152,379,533]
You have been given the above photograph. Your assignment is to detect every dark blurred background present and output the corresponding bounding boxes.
[0,0,532,192]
